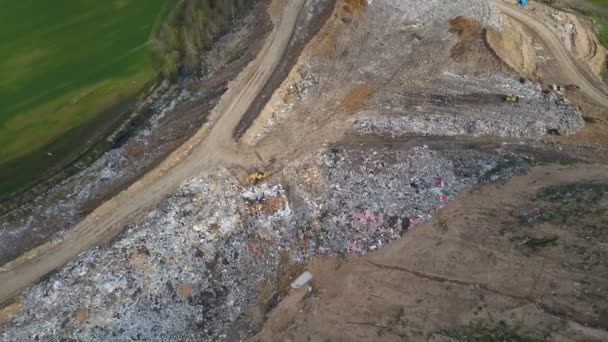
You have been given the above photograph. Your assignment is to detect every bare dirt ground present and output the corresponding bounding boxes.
[253,164,608,341]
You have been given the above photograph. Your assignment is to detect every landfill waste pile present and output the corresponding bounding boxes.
[1,144,531,341]
[2,0,608,340]
[351,75,584,139]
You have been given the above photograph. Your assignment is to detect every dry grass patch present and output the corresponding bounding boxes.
[340,84,376,113]
[0,298,21,326]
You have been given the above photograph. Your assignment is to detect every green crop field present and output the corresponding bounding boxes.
[0,0,176,195]
[588,0,608,46]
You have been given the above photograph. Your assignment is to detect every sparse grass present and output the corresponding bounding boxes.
[438,320,542,342]
[480,159,528,182]
[531,182,608,224]
[518,235,559,251]
[601,63,608,85]
[316,34,339,60]
[536,183,608,203]
[340,84,375,113]
[344,0,368,12]
[586,0,608,47]
[226,48,246,65]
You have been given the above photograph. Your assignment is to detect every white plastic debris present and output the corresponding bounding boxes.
[290,271,313,289]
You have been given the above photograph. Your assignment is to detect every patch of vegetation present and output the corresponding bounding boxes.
[518,235,559,251]
[536,182,608,203]
[586,1,608,47]
[0,0,175,166]
[530,183,608,224]
[480,159,529,182]
[154,0,250,79]
[226,48,246,65]
[438,320,542,342]
[0,0,253,198]
[601,63,608,85]
[595,16,608,47]
[557,158,579,165]
[0,0,183,198]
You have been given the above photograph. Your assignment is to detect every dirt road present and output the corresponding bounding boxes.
[0,0,306,304]
[494,0,608,108]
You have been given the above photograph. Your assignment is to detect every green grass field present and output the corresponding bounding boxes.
[0,0,175,166]
[588,0,608,46]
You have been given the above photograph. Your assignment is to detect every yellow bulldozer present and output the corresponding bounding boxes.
[504,94,519,103]
[245,170,268,184]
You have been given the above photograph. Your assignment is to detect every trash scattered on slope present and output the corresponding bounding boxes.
[1,144,530,341]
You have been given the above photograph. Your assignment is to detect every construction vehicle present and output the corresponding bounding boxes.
[504,94,519,103]
[246,170,268,184]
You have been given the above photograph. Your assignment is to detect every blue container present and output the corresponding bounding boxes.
[520,0,528,7]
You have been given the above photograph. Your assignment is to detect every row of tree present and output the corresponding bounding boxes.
[154,0,250,79]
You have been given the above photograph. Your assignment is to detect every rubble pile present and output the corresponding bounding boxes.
[352,75,584,139]
[281,145,528,256]
[2,144,530,341]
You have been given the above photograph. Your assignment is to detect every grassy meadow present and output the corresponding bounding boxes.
[0,0,176,196]
[587,0,608,46]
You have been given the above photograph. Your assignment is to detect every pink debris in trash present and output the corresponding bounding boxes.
[368,169,376,175]
[441,195,449,202]
[436,178,444,188]
[354,209,377,226]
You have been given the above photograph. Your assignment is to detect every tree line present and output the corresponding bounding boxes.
[154,0,250,79]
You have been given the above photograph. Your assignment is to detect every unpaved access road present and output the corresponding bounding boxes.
[0,0,306,304]
[494,0,608,108]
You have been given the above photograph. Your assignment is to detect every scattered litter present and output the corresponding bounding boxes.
[1,138,530,341]
[291,271,314,289]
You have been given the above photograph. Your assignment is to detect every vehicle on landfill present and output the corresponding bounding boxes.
[246,170,268,184]
[504,94,519,103]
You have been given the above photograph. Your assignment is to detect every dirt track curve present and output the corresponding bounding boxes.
[1,0,607,305]
[493,0,608,108]
[0,0,306,304]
